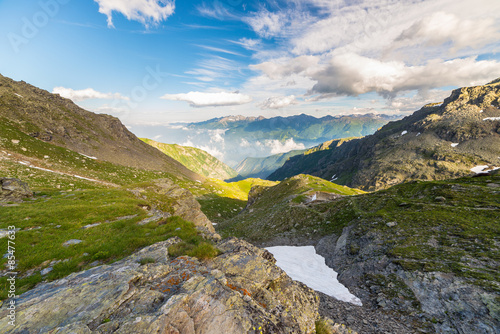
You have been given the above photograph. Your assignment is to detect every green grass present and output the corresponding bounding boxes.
[0,187,214,300]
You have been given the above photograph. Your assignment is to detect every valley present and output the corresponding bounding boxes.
[0,75,499,334]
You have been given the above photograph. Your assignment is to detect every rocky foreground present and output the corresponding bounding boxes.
[0,238,321,334]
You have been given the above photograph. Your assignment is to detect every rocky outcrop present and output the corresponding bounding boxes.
[0,237,319,333]
[0,177,32,202]
[129,178,217,237]
[316,226,500,334]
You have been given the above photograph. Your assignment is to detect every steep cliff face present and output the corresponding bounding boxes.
[0,74,201,181]
[269,79,500,191]
[0,238,319,334]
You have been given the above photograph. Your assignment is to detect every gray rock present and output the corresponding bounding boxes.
[0,237,319,334]
[62,239,82,247]
[40,267,53,275]
[0,178,33,202]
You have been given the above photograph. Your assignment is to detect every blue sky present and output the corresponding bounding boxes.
[1,0,500,124]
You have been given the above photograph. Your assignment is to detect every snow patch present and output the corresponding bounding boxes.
[14,93,23,98]
[470,165,500,174]
[479,109,483,113]
[483,117,500,121]
[401,130,408,136]
[451,143,459,147]
[79,153,97,160]
[266,246,362,306]
[330,174,338,181]
[416,132,421,137]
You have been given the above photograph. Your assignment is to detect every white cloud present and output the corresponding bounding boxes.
[259,95,298,109]
[240,0,500,109]
[209,129,226,143]
[161,91,252,107]
[94,0,175,28]
[53,87,130,102]
[240,138,251,147]
[264,138,305,154]
[395,12,500,53]
[251,56,320,80]
[244,7,314,40]
[231,38,261,51]
[309,54,500,98]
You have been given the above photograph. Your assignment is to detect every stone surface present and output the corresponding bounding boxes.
[129,178,219,239]
[315,227,500,334]
[0,178,33,202]
[62,239,82,247]
[0,237,319,333]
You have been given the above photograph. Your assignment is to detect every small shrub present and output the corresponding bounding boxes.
[168,241,220,260]
[138,257,155,265]
[315,318,331,334]
[187,242,220,260]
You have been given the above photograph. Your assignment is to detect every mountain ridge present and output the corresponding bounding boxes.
[0,74,202,182]
[269,79,500,190]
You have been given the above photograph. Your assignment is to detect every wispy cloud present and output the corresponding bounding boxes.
[94,0,175,28]
[196,1,236,20]
[194,44,245,57]
[161,91,252,107]
[53,87,130,102]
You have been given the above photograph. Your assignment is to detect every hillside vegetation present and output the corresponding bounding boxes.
[141,138,237,180]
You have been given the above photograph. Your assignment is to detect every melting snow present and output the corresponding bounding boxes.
[401,130,408,136]
[330,174,338,181]
[14,93,23,98]
[470,165,500,174]
[479,110,484,113]
[451,143,459,147]
[79,153,97,160]
[483,117,500,121]
[266,246,362,306]
[416,132,421,137]
[310,194,317,201]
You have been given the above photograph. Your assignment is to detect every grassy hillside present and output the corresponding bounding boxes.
[216,174,365,242]
[269,79,500,190]
[141,138,237,180]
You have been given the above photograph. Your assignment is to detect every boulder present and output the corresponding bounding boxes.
[0,178,33,202]
[0,237,319,333]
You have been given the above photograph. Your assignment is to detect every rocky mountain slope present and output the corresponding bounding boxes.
[269,79,500,191]
[141,138,238,180]
[233,149,306,180]
[218,173,500,333]
[0,74,200,181]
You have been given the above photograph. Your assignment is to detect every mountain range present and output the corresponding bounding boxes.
[130,113,399,168]
[269,79,500,190]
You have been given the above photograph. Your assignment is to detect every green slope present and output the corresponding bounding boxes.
[141,138,238,180]
[217,174,365,242]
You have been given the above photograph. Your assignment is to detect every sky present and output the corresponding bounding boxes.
[1,0,500,125]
